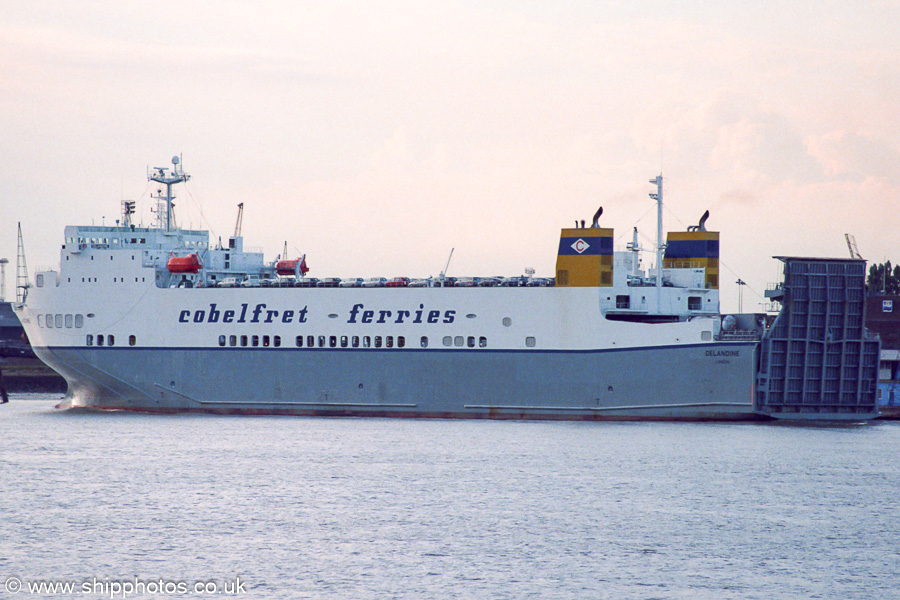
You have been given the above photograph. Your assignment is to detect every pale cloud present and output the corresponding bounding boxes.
[808,130,900,184]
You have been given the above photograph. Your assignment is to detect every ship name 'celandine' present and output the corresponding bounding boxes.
[177,303,456,325]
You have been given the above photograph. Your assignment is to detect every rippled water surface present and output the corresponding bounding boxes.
[2,394,899,599]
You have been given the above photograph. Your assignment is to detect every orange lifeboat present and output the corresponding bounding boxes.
[167,253,202,274]
[276,256,308,277]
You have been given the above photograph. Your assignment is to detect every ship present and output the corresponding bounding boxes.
[12,157,881,420]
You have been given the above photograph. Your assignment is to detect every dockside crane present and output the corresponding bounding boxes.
[845,233,863,259]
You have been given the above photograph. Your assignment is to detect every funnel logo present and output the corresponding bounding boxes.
[571,239,589,254]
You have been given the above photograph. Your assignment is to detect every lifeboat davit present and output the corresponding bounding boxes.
[167,253,202,274]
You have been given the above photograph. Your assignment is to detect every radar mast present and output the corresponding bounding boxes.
[148,155,190,231]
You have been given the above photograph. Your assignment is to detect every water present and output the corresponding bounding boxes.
[2,393,899,600]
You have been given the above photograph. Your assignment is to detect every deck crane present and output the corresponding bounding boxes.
[233,202,244,237]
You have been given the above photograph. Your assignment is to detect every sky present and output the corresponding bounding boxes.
[1,1,898,312]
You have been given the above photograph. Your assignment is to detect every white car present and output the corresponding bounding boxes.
[361,277,387,287]
[217,277,239,288]
[339,278,364,287]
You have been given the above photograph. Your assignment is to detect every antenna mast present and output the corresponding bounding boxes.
[148,155,190,231]
[649,174,664,311]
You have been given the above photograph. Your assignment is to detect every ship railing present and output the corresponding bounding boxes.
[665,259,704,269]
[716,330,762,342]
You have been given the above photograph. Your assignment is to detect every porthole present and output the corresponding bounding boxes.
[420,336,429,348]
[398,336,405,348]
[525,336,536,347]
[218,335,226,347]
[502,317,512,327]
[467,336,475,348]
[296,336,303,347]
[454,336,464,347]
[442,336,452,347]
[479,336,487,348]
[274,336,281,347]
[130,335,137,346]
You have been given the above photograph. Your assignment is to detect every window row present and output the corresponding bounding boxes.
[39,313,84,329]
[215,334,496,349]
[85,334,137,347]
